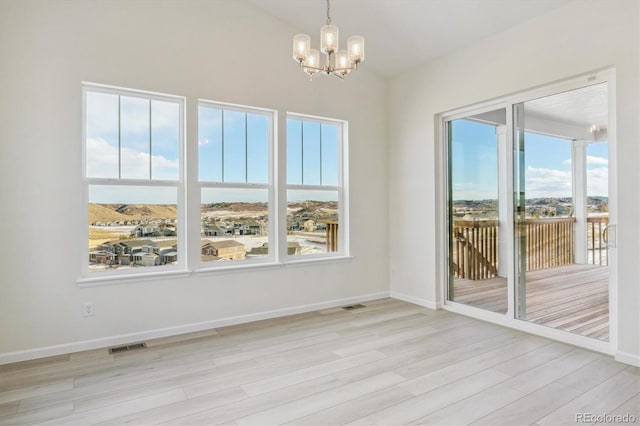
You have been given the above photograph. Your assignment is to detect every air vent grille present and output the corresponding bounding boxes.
[342,303,366,310]
[108,342,147,354]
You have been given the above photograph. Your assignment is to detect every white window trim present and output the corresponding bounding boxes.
[284,112,350,261]
[196,99,278,269]
[78,88,353,286]
[79,82,187,282]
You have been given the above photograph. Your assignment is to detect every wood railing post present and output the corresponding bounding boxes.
[451,216,607,280]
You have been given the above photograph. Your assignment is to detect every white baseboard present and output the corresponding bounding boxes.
[389,291,440,310]
[0,291,389,365]
[615,350,640,367]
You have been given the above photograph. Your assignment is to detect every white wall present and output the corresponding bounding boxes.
[389,0,640,362]
[0,0,388,360]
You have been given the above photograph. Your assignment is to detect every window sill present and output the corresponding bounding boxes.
[194,261,282,275]
[283,255,353,268]
[77,269,192,287]
[77,256,354,286]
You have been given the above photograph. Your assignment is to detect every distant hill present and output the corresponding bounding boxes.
[202,202,267,213]
[90,200,339,225]
[89,204,177,224]
[453,197,607,207]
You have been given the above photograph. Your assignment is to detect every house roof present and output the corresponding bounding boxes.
[118,239,155,247]
[211,240,245,249]
[155,239,177,248]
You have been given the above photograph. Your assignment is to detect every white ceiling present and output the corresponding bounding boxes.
[247,0,572,78]
[526,83,608,130]
[470,83,608,140]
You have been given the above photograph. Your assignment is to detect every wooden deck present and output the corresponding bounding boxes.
[452,264,609,341]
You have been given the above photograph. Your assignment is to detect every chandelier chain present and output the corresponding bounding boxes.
[326,0,331,25]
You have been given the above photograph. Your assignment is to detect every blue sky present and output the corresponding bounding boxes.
[87,93,339,204]
[87,92,181,204]
[286,119,339,186]
[451,119,608,201]
[198,107,270,184]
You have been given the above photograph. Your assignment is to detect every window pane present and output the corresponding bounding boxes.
[586,141,609,266]
[287,119,302,185]
[287,189,338,256]
[523,132,572,215]
[121,96,151,179]
[151,100,180,181]
[321,123,339,186]
[247,113,269,183]
[448,115,503,313]
[86,92,119,178]
[198,106,223,182]
[223,110,246,183]
[88,185,178,272]
[586,141,608,200]
[302,121,321,185]
[201,188,269,263]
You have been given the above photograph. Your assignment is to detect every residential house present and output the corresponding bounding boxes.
[201,239,246,261]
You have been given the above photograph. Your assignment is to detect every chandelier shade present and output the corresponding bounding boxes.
[292,0,365,80]
[320,24,339,54]
[347,35,365,63]
[292,34,311,63]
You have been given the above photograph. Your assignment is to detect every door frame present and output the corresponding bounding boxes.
[434,68,617,355]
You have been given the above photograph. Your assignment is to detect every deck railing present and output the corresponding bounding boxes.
[452,220,498,280]
[524,218,575,271]
[587,216,608,266]
[453,216,608,279]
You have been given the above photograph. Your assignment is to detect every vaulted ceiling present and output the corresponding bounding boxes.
[247,0,573,78]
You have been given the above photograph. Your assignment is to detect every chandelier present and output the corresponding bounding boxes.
[292,0,365,80]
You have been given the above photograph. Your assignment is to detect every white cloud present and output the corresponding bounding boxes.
[586,166,608,197]
[587,155,608,166]
[525,165,608,198]
[562,155,607,166]
[452,182,498,200]
[526,166,571,198]
[87,138,179,180]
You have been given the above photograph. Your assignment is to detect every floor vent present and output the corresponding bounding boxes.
[342,303,366,310]
[108,342,147,354]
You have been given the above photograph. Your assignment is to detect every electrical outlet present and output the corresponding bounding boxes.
[83,302,95,317]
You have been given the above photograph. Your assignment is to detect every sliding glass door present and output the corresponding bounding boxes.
[445,76,613,345]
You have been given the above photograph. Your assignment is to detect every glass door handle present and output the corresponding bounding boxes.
[603,224,616,248]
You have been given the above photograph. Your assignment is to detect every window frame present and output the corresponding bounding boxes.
[285,112,349,261]
[80,83,187,281]
[196,99,277,271]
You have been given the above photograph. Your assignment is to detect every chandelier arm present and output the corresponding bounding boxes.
[333,65,355,72]
[302,64,326,72]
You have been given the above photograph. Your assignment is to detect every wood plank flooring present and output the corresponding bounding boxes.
[0,298,636,426]
[453,264,609,340]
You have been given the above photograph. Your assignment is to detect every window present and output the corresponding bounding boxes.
[286,115,347,258]
[83,85,348,282]
[198,101,274,266]
[84,84,184,276]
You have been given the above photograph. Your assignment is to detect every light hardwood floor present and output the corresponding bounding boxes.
[0,298,637,425]
[453,264,609,340]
